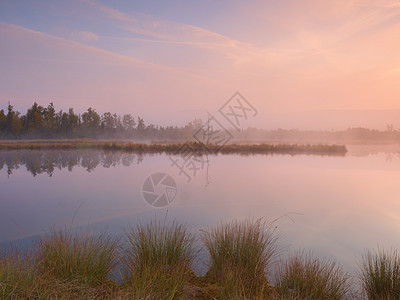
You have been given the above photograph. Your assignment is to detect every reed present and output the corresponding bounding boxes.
[359,248,400,299]
[201,218,278,298]
[122,219,197,299]
[0,248,36,299]
[275,251,351,299]
[35,229,119,287]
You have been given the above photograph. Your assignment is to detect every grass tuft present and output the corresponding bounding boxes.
[122,219,197,299]
[359,248,400,299]
[202,218,278,298]
[275,251,351,299]
[35,229,119,287]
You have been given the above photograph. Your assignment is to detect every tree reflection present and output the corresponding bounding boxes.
[0,151,144,177]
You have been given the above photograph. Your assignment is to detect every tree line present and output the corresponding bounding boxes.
[0,102,203,139]
[1,101,399,142]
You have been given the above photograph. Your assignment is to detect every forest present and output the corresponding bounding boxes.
[0,102,203,139]
[1,101,400,143]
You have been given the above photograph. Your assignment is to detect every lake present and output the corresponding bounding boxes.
[1,145,400,276]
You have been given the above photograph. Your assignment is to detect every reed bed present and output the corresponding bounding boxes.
[2,220,399,299]
[0,140,348,156]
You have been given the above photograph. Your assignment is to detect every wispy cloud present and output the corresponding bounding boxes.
[3,0,400,120]
[0,20,224,117]
[69,30,99,42]
[80,0,169,39]
[0,22,154,67]
[77,0,286,67]
[75,0,400,75]
[81,0,130,22]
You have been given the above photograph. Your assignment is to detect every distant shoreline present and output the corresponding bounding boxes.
[0,140,347,156]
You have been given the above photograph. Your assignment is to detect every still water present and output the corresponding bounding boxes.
[1,145,400,275]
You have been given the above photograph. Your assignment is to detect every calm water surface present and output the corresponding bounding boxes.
[1,145,400,275]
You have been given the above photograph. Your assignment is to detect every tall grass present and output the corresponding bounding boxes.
[274,251,351,300]
[9,219,400,299]
[359,248,400,299]
[201,218,278,298]
[0,249,36,299]
[35,229,119,287]
[122,219,197,299]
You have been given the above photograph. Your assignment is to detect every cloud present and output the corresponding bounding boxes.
[0,22,193,70]
[80,0,168,39]
[3,0,400,124]
[75,0,400,75]
[69,30,99,42]
[81,0,130,22]
[77,0,284,67]
[0,21,225,119]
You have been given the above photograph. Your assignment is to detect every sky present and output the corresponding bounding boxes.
[1,0,400,129]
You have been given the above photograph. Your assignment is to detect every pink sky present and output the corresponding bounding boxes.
[1,0,400,129]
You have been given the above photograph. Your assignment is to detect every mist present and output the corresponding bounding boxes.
[3,1,400,298]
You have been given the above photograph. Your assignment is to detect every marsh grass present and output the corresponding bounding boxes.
[0,248,36,299]
[0,140,348,156]
[274,251,351,300]
[122,219,197,299]
[201,218,278,299]
[35,229,120,287]
[359,248,400,299]
[0,219,380,299]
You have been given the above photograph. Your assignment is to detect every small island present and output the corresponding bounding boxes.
[0,140,347,156]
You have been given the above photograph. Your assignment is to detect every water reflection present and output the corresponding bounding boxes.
[0,151,145,176]
[1,143,400,178]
